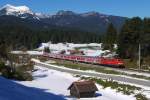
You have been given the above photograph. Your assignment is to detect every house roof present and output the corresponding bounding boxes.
[68,80,98,93]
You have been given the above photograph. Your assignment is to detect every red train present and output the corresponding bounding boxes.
[43,52,125,68]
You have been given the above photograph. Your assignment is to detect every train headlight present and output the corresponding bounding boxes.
[118,63,123,65]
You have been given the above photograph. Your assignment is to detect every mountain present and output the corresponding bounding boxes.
[0,4,32,14]
[41,11,126,33]
[0,4,37,19]
[0,4,127,34]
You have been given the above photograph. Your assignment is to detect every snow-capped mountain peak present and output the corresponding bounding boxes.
[0,4,126,33]
[0,4,33,16]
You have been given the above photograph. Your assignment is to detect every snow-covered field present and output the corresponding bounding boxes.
[38,42,102,51]
[37,42,116,57]
[0,65,136,100]
[32,59,150,99]
[11,42,115,57]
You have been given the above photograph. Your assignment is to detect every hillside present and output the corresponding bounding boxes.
[0,65,137,100]
[0,76,65,100]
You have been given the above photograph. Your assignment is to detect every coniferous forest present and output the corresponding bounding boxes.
[118,17,150,59]
[0,16,150,61]
[0,16,101,50]
[104,17,150,68]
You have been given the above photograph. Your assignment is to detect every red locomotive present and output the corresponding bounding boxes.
[43,52,125,68]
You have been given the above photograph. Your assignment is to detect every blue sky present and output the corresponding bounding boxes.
[0,0,149,18]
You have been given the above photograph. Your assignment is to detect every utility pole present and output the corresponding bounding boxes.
[138,43,141,70]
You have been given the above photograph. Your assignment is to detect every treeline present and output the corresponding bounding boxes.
[0,23,101,50]
[1,16,150,60]
[104,17,150,59]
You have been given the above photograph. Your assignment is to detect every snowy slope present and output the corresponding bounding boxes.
[0,76,65,100]
[16,66,135,100]
[0,64,137,100]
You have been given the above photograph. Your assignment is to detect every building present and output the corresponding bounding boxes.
[68,80,98,98]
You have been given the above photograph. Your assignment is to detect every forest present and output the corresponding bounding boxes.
[104,17,150,59]
[0,21,101,50]
[104,17,150,68]
[0,16,150,63]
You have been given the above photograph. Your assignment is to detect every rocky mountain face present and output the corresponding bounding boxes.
[0,4,127,34]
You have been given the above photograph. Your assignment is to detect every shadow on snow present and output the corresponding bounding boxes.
[0,76,66,100]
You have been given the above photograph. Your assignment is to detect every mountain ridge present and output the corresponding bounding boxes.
[0,4,127,33]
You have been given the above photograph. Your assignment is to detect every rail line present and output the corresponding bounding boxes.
[45,57,150,76]
[32,59,150,87]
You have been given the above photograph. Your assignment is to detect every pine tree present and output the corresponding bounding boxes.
[117,17,143,58]
[103,23,117,50]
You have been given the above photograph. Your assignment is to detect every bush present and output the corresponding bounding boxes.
[0,62,5,72]
[2,68,33,81]
[17,64,34,72]
[135,94,148,100]
[0,63,33,81]
[12,71,33,81]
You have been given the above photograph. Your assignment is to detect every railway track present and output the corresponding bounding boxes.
[42,53,150,74]
[46,57,150,75]
[32,58,150,87]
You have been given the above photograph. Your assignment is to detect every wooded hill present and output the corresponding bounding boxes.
[0,16,101,50]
